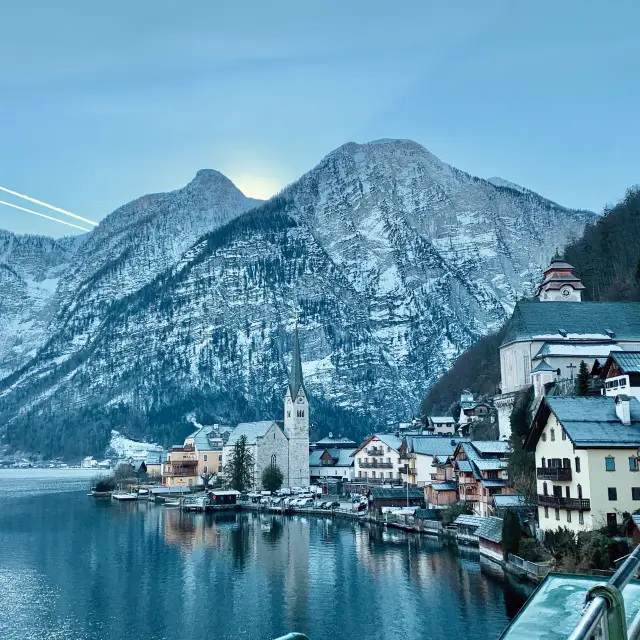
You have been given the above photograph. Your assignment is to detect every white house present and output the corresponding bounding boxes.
[400,436,464,487]
[525,395,640,533]
[427,416,456,435]
[352,434,404,483]
[309,448,355,483]
[495,259,640,439]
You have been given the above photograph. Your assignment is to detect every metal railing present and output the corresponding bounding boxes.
[507,553,552,579]
[537,466,572,481]
[569,544,640,639]
[359,461,393,468]
[367,447,384,456]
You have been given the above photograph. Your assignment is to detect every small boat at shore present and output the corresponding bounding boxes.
[88,490,113,498]
[164,500,180,507]
[112,492,138,501]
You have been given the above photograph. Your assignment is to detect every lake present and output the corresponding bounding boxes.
[0,470,529,640]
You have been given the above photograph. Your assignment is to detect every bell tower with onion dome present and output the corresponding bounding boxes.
[537,258,585,302]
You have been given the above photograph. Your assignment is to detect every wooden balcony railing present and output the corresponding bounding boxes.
[537,467,572,481]
[359,461,393,468]
[537,494,591,510]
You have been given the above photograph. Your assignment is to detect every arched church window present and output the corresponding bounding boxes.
[271,454,276,467]
[287,411,291,418]
[523,353,530,380]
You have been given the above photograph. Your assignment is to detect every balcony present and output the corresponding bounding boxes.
[355,476,400,484]
[163,469,198,477]
[537,467,572,481]
[359,460,393,468]
[367,447,385,456]
[167,457,197,465]
[537,494,591,510]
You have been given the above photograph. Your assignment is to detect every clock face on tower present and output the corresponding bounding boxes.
[561,287,571,298]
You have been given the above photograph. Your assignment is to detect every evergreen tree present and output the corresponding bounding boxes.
[502,509,522,559]
[577,360,590,396]
[510,386,534,442]
[261,464,284,493]
[223,435,254,492]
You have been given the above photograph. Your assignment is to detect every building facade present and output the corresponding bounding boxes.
[309,447,355,483]
[352,434,404,484]
[526,395,640,533]
[163,445,199,487]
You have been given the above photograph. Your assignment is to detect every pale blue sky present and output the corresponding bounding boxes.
[1,1,638,237]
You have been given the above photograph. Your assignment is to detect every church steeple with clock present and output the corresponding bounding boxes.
[284,325,310,487]
[537,258,585,302]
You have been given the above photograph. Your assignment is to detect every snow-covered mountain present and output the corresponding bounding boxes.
[0,231,85,379]
[0,140,597,457]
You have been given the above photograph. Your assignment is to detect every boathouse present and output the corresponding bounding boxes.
[476,516,504,562]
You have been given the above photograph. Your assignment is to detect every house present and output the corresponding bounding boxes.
[81,456,97,468]
[426,416,456,435]
[163,445,199,487]
[453,440,512,517]
[525,395,640,533]
[309,447,355,483]
[145,451,164,477]
[399,436,464,487]
[209,489,240,506]
[453,514,487,545]
[184,425,225,478]
[369,487,424,511]
[494,258,640,439]
[424,454,457,506]
[352,434,404,484]
[476,516,504,563]
[601,352,640,400]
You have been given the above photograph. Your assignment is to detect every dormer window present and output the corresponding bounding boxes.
[558,329,567,337]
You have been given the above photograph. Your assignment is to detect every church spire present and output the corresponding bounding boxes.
[288,325,304,399]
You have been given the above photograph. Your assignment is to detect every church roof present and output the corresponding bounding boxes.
[501,301,640,347]
[543,260,576,273]
[533,342,622,360]
[226,421,280,447]
[288,326,305,399]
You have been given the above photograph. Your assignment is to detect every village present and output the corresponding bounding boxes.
[82,257,640,593]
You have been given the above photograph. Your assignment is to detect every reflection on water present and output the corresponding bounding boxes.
[0,471,530,640]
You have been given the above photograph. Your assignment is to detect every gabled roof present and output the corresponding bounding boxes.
[410,436,464,457]
[493,494,526,508]
[471,441,511,455]
[608,351,640,375]
[532,359,556,374]
[288,326,305,399]
[501,301,640,347]
[315,436,357,447]
[428,416,456,424]
[370,487,424,500]
[455,460,473,473]
[352,433,403,456]
[476,516,503,544]
[454,514,486,527]
[226,421,280,447]
[533,343,621,360]
[480,479,506,488]
[186,425,224,451]
[475,459,507,471]
[526,396,640,450]
[431,482,457,492]
[309,448,356,467]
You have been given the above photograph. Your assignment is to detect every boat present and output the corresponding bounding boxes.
[164,500,180,507]
[112,492,139,501]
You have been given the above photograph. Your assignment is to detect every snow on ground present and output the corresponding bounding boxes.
[108,430,161,458]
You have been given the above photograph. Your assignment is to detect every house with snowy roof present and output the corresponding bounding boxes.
[309,447,356,483]
[495,258,640,439]
[600,352,640,400]
[352,434,404,484]
[399,436,466,487]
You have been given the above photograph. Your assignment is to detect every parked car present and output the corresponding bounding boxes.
[299,498,314,507]
[328,501,340,509]
[319,501,330,509]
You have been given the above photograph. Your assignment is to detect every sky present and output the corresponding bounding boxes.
[1,1,639,237]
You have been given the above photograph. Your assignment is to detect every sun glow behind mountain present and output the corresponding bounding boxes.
[230,174,282,200]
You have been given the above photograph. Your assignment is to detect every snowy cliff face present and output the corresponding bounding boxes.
[0,231,85,379]
[0,140,596,456]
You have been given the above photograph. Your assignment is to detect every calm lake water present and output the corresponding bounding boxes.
[0,470,530,640]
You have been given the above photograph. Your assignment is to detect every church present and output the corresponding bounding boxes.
[222,328,310,489]
[495,258,640,440]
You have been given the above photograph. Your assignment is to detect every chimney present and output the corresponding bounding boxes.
[615,395,631,426]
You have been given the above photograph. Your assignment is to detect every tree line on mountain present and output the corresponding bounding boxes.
[421,187,640,416]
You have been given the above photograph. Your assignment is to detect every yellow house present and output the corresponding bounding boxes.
[184,425,224,478]
[526,395,640,533]
[163,445,199,487]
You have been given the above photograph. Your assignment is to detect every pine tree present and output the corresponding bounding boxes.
[261,464,284,493]
[502,509,522,559]
[223,435,254,492]
[577,360,590,396]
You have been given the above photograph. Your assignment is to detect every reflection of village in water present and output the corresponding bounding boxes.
[154,502,530,622]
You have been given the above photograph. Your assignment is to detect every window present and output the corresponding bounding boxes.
[541,457,546,468]
[579,511,584,525]
[273,433,275,440]
[608,487,618,501]
[575,457,581,473]
[562,428,567,441]
[372,471,376,478]
[577,484,583,499]
[542,433,547,442]
[563,458,570,469]
[204,454,208,461]
[566,510,571,523]
[550,428,555,442]
[565,486,571,499]
[271,454,277,467]
[633,487,640,500]
[605,456,616,472]
[543,482,548,496]
[358,471,362,478]
[218,455,222,461]
[555,508,560,521]
[544,506,549,519]
[630,457,639,472]
[297,409,305,418]
[287,411,291,418]
[388,472,393,478]
[203,466,208,473]
[387,446,391,453]
[523,353,530,380]
[218,465,222,472]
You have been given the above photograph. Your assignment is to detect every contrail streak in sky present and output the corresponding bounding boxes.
[0,200,92,232]
[0,185,98,226]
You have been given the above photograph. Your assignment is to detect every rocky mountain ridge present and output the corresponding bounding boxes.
[0,139,597,457]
